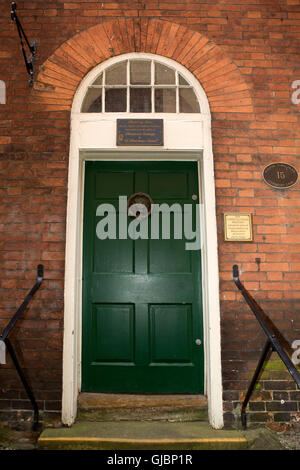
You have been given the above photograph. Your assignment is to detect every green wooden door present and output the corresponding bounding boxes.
[82,161,204,393]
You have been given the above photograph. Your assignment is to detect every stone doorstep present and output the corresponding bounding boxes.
[37,421,279,451]
[77,393,208,421]
[38,421,248,450]
[78,393,208,409]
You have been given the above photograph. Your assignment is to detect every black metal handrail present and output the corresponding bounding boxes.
[0,264,44,430]
[233,264,300,429]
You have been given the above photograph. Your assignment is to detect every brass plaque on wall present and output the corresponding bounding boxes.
[263,163,298,188]
[117,119,163,146]
[224,213,253,242]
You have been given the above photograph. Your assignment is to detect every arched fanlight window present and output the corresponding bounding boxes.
[81,59,200,113]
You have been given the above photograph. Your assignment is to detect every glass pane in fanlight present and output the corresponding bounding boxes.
[81,88,102,112]
[179,88,200,113]
[105,88,127,112]
[130,88,151,112]
[179,74,189,86]
[155,63,175,84]
[130,61,151,85]
[105,62,127,85]
[92,73,103,86]
[155,88,176,113]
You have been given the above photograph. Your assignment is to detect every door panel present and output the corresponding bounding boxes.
[82,161,204,393]
[92,304,135,363]
[150,304,192,363]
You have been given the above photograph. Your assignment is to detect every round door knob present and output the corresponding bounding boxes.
[127,192,154,220]
[195,339,202,346]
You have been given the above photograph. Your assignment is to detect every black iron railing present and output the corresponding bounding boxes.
[0,265,44,430]
[233,264,300,429]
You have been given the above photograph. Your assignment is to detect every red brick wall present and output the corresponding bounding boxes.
[0,1,299,429]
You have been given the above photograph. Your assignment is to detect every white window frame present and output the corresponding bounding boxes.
[81,58,200,114]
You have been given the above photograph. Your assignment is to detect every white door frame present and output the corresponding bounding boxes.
[62,53,224,429]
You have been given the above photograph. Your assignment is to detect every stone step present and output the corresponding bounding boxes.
[77,393,208,422]
[38,421,251,450]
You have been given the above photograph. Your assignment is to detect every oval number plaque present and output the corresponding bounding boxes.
[263,163,298,189]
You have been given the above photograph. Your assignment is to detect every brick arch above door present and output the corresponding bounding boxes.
[32,18,253,114]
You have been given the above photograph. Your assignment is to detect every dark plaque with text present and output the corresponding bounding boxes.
[263,163,298,188]
[117,119,163,146]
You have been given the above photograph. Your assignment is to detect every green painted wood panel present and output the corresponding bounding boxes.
[82,161,204,393]
[150,304,192,363]
[92,304,135,363]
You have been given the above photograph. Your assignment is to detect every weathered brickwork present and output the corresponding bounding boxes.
[0,1,299,428]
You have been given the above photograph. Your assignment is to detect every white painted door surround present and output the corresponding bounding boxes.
[62,53,224,429]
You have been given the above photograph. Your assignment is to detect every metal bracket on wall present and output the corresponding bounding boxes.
[11,2,36,87]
